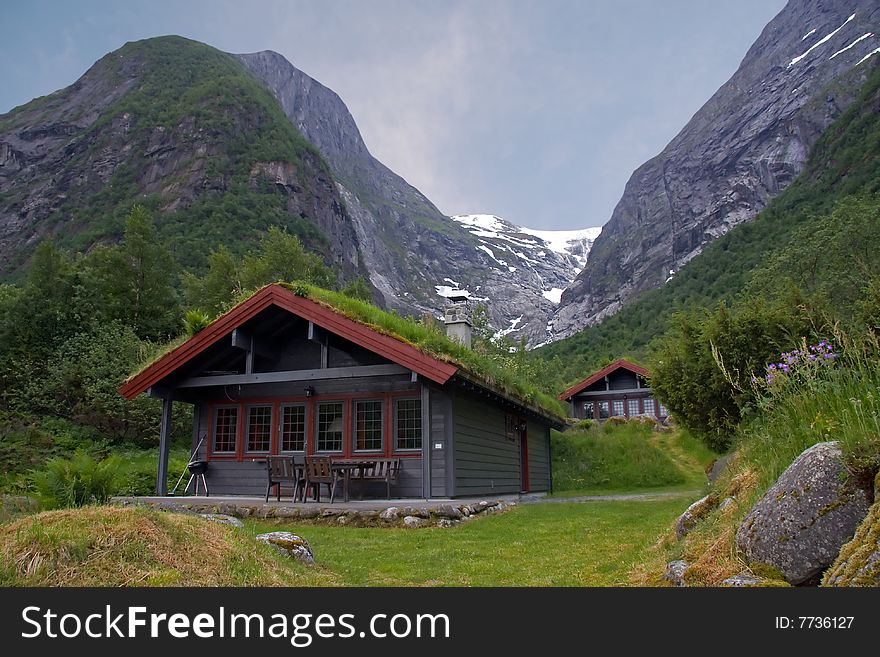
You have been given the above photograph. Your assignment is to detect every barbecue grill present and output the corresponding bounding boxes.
[185,460,209,496]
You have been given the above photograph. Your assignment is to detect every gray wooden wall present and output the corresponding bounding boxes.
[451,392,521,496]
[526,419,551,492]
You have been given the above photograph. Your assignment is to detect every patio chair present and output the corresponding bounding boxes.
[265,456,301,503]
[302,456,340,503]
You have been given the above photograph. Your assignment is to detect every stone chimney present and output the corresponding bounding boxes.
[443,293,472,348]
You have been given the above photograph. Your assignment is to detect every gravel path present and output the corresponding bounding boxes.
[536,490,702,504]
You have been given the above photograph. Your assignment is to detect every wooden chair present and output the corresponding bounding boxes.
[302,456,340,503]
[265,456,301,503]
[357,459,400,500]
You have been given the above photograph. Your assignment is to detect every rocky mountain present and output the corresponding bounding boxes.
[235,51,600,344]
[0,36,367,281]
[449,214,599,344]
[552,0,880,339]
[0,36,595,344]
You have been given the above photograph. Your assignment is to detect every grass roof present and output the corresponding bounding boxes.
[128,282,566,421]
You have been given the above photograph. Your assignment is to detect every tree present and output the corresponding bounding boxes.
[79,205,179,339]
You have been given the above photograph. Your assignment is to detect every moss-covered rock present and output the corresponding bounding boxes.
[821,501,880,586]
[736,441,870,585]
[675,494,718,538]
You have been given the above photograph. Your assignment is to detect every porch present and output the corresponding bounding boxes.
[112,492,543,524]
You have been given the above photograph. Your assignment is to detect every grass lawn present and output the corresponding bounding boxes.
[249,496,694,586]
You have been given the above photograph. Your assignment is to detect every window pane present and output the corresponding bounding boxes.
[317,402,344,452]
[355,400,383,451]
[659,403,669,417]
[396,398,422,450]
[643,398,656,416]
[247,406,272,452]
[612,400,624,416]
[213,407,238,453]
[281,405,305,452]
[583,402,594,419]
[598,401,610,419]
[627,399,640,417]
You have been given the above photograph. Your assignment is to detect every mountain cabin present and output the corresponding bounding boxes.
[558,359,668,421]
[119,284,564,499]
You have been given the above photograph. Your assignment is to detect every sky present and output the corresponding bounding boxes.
[0,0,787,230]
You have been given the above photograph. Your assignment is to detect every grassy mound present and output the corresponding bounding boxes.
[630,354,880,586]
[551,422,713,495]
[0,506,337,586]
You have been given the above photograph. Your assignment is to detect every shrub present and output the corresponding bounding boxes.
[30,452,121,508]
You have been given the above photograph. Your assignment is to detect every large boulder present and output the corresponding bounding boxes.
[736,442,870,585]
[255,532,315,565]
[822,501,880,586]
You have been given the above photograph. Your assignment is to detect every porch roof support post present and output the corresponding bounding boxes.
[421,384,431,500]
[156,396,173,495]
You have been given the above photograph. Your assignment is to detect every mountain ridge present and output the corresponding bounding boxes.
[552,0,880,338]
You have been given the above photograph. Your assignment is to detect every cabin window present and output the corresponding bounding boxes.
[354,400,383,452]
[317,402,344,452]
[280,404,306,452]
[246,405,272,452]
[212,406,238,453]
[659,403,669,417]
[612,400,625,416]
[395,398,422,450]
[643,398,656,416]
[598,401,610,419]
[582,401,594,419]
[627,399,640,417]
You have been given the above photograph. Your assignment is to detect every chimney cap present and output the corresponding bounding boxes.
[436,285,472,303]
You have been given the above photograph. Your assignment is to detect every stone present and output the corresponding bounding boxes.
[298,507,320,519]
[664,560,688,587]
[707,454,734,483]
[434,504,463,520]
[736,441,871,585]
[198,513,244,529]
[321,508,343,517]
[436,518,459,528]
[722,573,761,587]
[336,515,349,525]
[379,507,400,521]
[274,506,301,519]
[822,501,880,586]
[675,494,717,538]
[719,497,737,512]
[401,507,430,519]
[255,532,315,565]
[403,515,427,528]
[357,510,379,520]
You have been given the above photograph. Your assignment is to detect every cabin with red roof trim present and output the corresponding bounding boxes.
[120,284,564,499]
[558,359,668,421]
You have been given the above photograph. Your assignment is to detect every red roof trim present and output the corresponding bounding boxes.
[119,285,458,399]
[558,358,650,401]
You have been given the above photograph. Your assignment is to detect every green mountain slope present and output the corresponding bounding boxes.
[0,36,364,281]
[536,59,880,386]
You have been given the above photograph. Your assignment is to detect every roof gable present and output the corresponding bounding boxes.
[119,284,458,399]
[558,359,650,401]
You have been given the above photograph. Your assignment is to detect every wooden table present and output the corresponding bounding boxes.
[330,459,376,502]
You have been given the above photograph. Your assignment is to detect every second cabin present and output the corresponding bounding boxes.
[558,359,668,421]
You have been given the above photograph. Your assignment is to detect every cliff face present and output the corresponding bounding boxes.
[552,0,880,338]
[237,51,600,344]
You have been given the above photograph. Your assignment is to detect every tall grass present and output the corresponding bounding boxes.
[735,336,880,493]
[551,422,688,494]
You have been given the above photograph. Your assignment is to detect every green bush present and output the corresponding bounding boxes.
[649,294,820,451]
[30,452,121,508]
